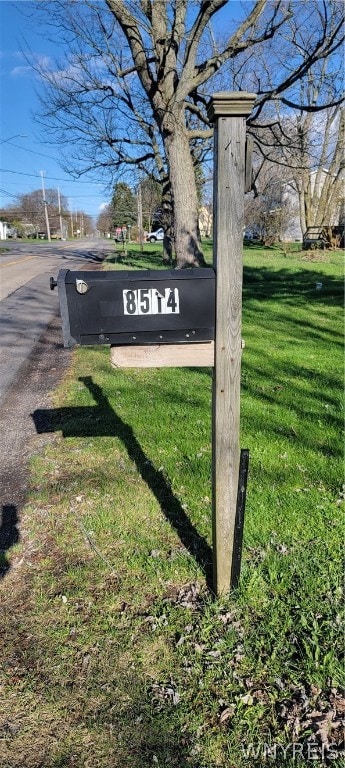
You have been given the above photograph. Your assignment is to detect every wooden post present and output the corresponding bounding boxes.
[207,92,256,595]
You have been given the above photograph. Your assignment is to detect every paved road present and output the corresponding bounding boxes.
[0,237,109,300]
[0,238,111,402]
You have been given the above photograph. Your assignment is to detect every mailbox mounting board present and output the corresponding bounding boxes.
[57,268,215,348]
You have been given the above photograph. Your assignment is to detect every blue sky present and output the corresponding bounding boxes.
[0,1,247,221]
[0,1,108,219]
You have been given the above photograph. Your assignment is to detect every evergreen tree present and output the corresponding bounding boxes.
[111,183,136,228]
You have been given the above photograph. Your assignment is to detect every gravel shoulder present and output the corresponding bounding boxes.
[0,258,104,577]
[0,314,72,576]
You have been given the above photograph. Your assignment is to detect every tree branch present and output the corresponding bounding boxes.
[180,0,272,97]
[250,13,344,122]
[280,94,344,112]
[184,101,211,125]
[187,128,213,140]
[105,0,156,98]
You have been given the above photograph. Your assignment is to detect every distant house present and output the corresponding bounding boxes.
[199,205,212,238]
[280,184,303,241]
[0,221,9,240]
[50,222,68,240]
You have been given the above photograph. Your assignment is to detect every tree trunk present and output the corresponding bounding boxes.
[160,176,174,265]
[162,110,206,269]
[298,187,306,235]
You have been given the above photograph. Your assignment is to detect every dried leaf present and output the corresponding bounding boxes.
[219,611,236,625]
[277,543,289,554]
[176,582,201,608]
[81,653,90,674]
[331,694,345,715]
[240,693,254,706]
[151,679,180,707]
[310,684,322,698]
[194,643,206,653]
[219,706,235,724]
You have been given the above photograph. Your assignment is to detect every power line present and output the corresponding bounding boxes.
[0,184,107,199]
[0,188,18,199]
[0,168,103,185]
[4,141,60,161]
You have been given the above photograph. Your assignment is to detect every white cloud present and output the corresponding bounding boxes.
[34,54,53,70]
[10,65,31,77]
[10,53,53,77]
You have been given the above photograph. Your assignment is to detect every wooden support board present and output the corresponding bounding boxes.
[110,342,214,368]
[111,340,244,368]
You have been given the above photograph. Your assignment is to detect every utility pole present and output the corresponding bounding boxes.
[40,171,51,242]
[70,210,74,238]
[137,183,143,250]
[57,187,64,239]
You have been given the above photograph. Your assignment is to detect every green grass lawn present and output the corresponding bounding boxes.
[0,244,343,767]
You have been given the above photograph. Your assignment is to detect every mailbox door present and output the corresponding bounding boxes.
[58,268,215,347]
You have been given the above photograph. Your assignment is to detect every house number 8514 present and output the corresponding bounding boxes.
[123,288,180,316]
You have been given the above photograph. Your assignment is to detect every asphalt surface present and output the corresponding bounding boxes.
[0,238,107,300]
[0,272,62,401]
[0,240,110,574]
[0,239,107,402]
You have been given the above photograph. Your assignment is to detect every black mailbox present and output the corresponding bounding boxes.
[55,268,215,348]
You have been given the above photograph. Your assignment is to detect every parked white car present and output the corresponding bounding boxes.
[146,227,164,242]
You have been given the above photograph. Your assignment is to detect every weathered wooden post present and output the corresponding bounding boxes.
[53,89,256,596]
[207,92,256,595]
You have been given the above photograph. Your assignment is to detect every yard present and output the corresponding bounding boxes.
[0,243,343,767]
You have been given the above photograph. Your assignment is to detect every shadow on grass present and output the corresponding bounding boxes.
[106,247,169,270]
[0,504,19,578]
[32,376,213,586]
[243,265,344,307]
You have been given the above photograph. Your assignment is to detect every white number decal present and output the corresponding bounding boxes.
[124,289,137,315]
[123,288,179,316]
[139,288,151,314]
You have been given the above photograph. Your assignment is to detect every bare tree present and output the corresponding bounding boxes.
[249,15,344,236]
[253,102,344,237]
[1,191,94,239]
[31,0,344,265]
[140,177,162,232]
[244,160,298,244]
[285,106,344,234]
[80,212,95,237]
[13,188,69,236]
[97,205,113,237]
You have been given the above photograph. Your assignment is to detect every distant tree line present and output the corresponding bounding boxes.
[0,189,94,238]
